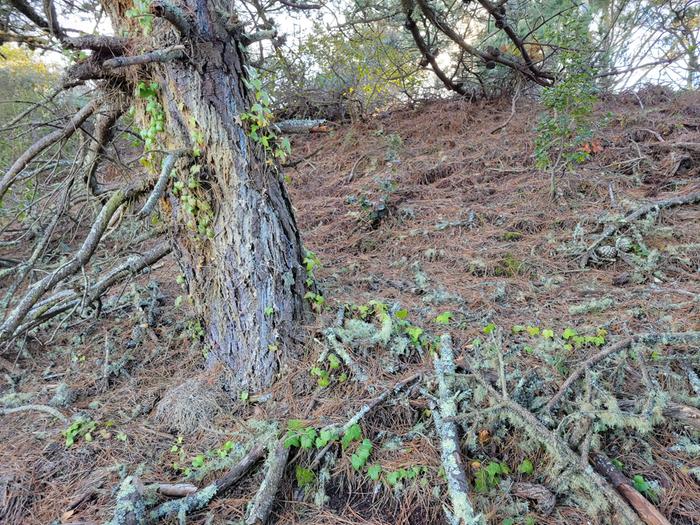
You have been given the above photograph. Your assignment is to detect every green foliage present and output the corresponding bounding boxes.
[284,420,318,449]
[170,436,240,477]
[350,439,373,470]
[341,423,362,449]
[534,6,599,173]
[304,291,326,313]
[367,464,382,481]
[63,417,96,447]
[172,162,215,239]
[474,461,510,493]
[632,474,660,503]
[311,352,346,388]
[133,81,165,158]
[385,465,428,487]
[125,0,154,34]
[295,466,316,488]
[272,21,423,118]
[434,311,453,325]
[241,67,291,162]
[517,459,534,475]
[0,46,60,170]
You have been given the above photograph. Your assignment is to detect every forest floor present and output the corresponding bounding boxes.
[1,88,699,525]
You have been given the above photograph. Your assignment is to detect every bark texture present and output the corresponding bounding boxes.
[106,1,307,392]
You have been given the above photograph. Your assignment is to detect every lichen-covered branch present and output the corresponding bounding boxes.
[103,46,186,70]
[245,442,289,525]
[148,444,265,522]
[431,334,482,525]
[473,372,641,525]
[0,404,68,423]
[545,332,700,413]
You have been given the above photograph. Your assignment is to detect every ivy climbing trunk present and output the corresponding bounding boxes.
[105,1,307,392]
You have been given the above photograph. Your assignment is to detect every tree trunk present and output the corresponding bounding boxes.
[106,1,307,392]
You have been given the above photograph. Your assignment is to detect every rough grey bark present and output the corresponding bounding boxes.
[104,1,307,392]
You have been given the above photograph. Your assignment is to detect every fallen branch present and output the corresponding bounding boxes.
[545,332,700,413]
[148,444,265,522]
[275,119,328,134]
[580,190,700,267]
[0,404,68,423]
[245,442,289,525]
[431,334,482,525]
[472,373,641,525]
[590,452,672,525]
[147,483,197,498]
[108,475,145,525]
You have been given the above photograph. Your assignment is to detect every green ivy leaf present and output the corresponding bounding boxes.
[518,459,534,475]
[434,311,453,325]
[367,464,382,480]
[341,423,362,449]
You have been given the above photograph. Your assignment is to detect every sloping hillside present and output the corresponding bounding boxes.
[1,91,699,525]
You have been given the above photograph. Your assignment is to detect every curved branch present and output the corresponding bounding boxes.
[402,0,468,96]
[150,0,195,36]
[138,149,189,218]
[0,181,156,341]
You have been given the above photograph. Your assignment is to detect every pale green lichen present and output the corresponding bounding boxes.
[569,297,614,315]
[107,476,145,525]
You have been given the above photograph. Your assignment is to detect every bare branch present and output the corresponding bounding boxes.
[0,181,157,341]
[102,45,186,69]
[138,149,189,218]
[0,99,99,201]
[13,242,172,339]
